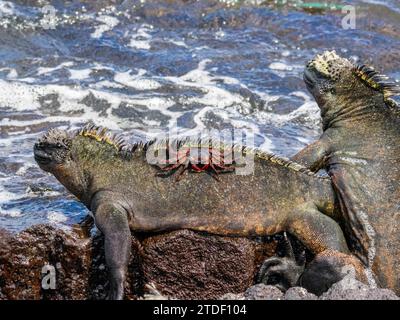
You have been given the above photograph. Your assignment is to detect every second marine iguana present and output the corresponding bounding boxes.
[292,51,400,293]
[33,125,361,299]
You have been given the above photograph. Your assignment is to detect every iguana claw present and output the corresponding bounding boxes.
[141,282,169,300]
[258,233,306,291]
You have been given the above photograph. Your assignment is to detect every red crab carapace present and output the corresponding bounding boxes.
[156,144,236,181]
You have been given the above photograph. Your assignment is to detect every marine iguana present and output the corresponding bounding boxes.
[292,50,400,293]
[33,124,360,299]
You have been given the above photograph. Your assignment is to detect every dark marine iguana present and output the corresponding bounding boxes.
[33,125,362,299]
[291,50,400,293]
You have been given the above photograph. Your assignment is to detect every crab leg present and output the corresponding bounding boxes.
[211,154,235,171]
[175,164,190,181]
[190,163,209,172]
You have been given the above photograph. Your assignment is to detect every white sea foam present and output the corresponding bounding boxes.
[0,80,43,110]
[0,67,18,79]
[15,163,37,176]
[0,56,318,144]
[128,24,153,50]
[69,68,92,80]
[0,1,14,16]
[0,189,21,202]
[254,90,320,127]
[296,136,312,144]
[114,70,162,90]
[91,15,119,39]
[89,80,124,89]
[269,62,293,71]
[6,68,17,79]
[0,207,21,217]
[47,211,68,223]
[168,39,188,47]
[129,39,151,50]
[165,59,250,111]
[37,61,74,76]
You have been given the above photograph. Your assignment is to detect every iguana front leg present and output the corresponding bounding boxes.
[93,202,131,300]
[291,138,330,172]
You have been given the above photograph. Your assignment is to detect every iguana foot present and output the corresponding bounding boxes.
[107,267,125,300]
[258,233,306,291]
[299,249,368,295]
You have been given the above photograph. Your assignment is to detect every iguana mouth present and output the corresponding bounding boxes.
[33,128,73,168]
[303,69,316,87]
[33,147,53,165]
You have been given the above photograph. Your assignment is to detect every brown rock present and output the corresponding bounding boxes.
[0,225,143,300]
[0,225,277,300]
[142,230,260,299]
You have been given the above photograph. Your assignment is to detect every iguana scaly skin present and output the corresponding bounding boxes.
[34,125,356,299]
[293,51,400,292]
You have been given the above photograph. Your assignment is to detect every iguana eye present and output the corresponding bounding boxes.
[330,88,336,94]
[56,142,62,148]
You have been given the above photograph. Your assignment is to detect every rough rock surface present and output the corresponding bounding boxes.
[0,225,143,300]
[299,249,368,295]
[141,230,270,299]
[284,287,318,300]
[0,224,277,300]
[219,292,245,300]
[234,276,399,300]
[244,284,284,300]
[1,224,399,300]
[320,275,399,300]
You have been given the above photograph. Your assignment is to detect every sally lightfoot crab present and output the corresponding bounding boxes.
[156,145,236,181]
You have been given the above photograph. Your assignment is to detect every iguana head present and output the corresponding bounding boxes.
[304,50,400,129]
[34,128,72,169]
[34,128,86,199]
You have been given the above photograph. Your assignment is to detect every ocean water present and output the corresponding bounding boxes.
[0,0,399,232]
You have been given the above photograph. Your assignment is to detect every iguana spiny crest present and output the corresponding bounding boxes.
[34,124,324,182]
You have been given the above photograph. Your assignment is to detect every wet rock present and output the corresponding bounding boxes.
[244,284,284,300]
[284,287,317,300]
[320,275,399,300]
[0,225,277,300]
